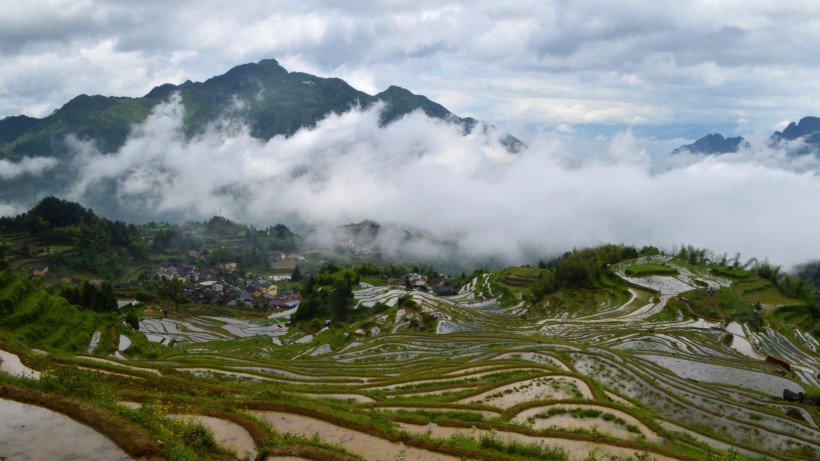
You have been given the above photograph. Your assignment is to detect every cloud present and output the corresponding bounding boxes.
[3,1,820,134]
[0,156,58,179]
[64,97,820,269]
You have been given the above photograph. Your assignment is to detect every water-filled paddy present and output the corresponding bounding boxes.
[637,354,804,396]
[253,411,458,461]
[0,350,40,379]
[170,414,257,460]
[0,399,131,461]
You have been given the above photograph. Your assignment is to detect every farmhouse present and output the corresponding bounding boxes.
[159,266,178,280]
[31,263,49,278]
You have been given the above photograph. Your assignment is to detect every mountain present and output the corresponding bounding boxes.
[0,58,523,160]
[772,117,820,146]
[671,133,747,155]
[671,116,820,156]
[0,115,39,146]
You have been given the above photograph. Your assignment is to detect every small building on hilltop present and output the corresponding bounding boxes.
[31,263,49,278]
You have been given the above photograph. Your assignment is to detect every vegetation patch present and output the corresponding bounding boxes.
[710,266,750,278]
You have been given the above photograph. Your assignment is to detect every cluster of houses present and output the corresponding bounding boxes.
[401,272,457,296]
[336,239,372,255]
[155,261,300,310]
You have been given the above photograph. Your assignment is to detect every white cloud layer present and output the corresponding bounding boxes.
[65,99,820,268]
[2,1,820,135]
[0,156,58,179]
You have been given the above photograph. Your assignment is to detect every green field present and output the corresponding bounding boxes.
[1,222,818,461]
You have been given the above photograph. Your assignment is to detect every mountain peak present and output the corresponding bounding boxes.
[671,116,820,156]
[379,85,414,95]
[773,116,820,141]
[374,85,451,124]
[672,133,746,155]
[1,58,523,161]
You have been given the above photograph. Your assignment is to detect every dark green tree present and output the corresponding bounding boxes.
[291,265,302,282]
[330,277,354,321]
[125,312,140,330]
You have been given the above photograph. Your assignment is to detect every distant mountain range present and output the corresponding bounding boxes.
[0,59,526,216]
[672,116,820,155]
[0,58,523,161]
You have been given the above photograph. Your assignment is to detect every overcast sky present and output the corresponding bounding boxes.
[3,0,820,138]
[2,1,820,268]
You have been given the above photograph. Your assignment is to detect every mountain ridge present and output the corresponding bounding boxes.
[672,116,820,155]
[0,58,523,160]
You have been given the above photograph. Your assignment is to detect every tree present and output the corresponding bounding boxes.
[331,277,354,321]
[291,265,302,282]
[125,312,139,330]
[796,261,820,293]
[293,276,319,321]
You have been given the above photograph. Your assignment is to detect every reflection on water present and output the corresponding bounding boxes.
[638,354,803,396]
[253,411,458,461]
[0,350,40,379]
[0,399,131,461]
[170,415,256,460]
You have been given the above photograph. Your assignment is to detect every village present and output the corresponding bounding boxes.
[154,253,302,312]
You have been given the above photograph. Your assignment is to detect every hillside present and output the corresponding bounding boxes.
[0,59,525,218]
[0,58,522,161]
[1,209,819,461]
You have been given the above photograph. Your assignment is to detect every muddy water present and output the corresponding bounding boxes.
[658,420,763,458]
[490,352,572,371]
[171,415,256,460]
[0,399,131,460]
[118,335,132,352]
[399,422,677,461]
[725,322,765,359]
[638,354,803,396]
[511,404,661,442]
[459,376,593,408]
[0,350,40,379]
[295,393,376,403]
[253,411,458,461]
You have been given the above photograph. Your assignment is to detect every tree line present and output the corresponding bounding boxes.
[531,244,657,300]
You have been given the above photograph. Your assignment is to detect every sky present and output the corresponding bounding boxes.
[2,1,820,269]
[3,0,820,138]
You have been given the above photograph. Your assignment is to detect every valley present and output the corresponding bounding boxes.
[1,237,818,460]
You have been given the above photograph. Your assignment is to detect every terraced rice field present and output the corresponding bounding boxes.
[1,257,818,460]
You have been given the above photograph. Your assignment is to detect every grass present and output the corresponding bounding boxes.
[743,286,803,308]
[536,287,631,318]
[491,267,549,293]
[1,258,818,461]
[446,428,570,461]
[710,266,751,278]
[0,276,102,352]
[770,305,820,340]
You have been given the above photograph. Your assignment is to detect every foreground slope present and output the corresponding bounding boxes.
[2,250,819,461]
